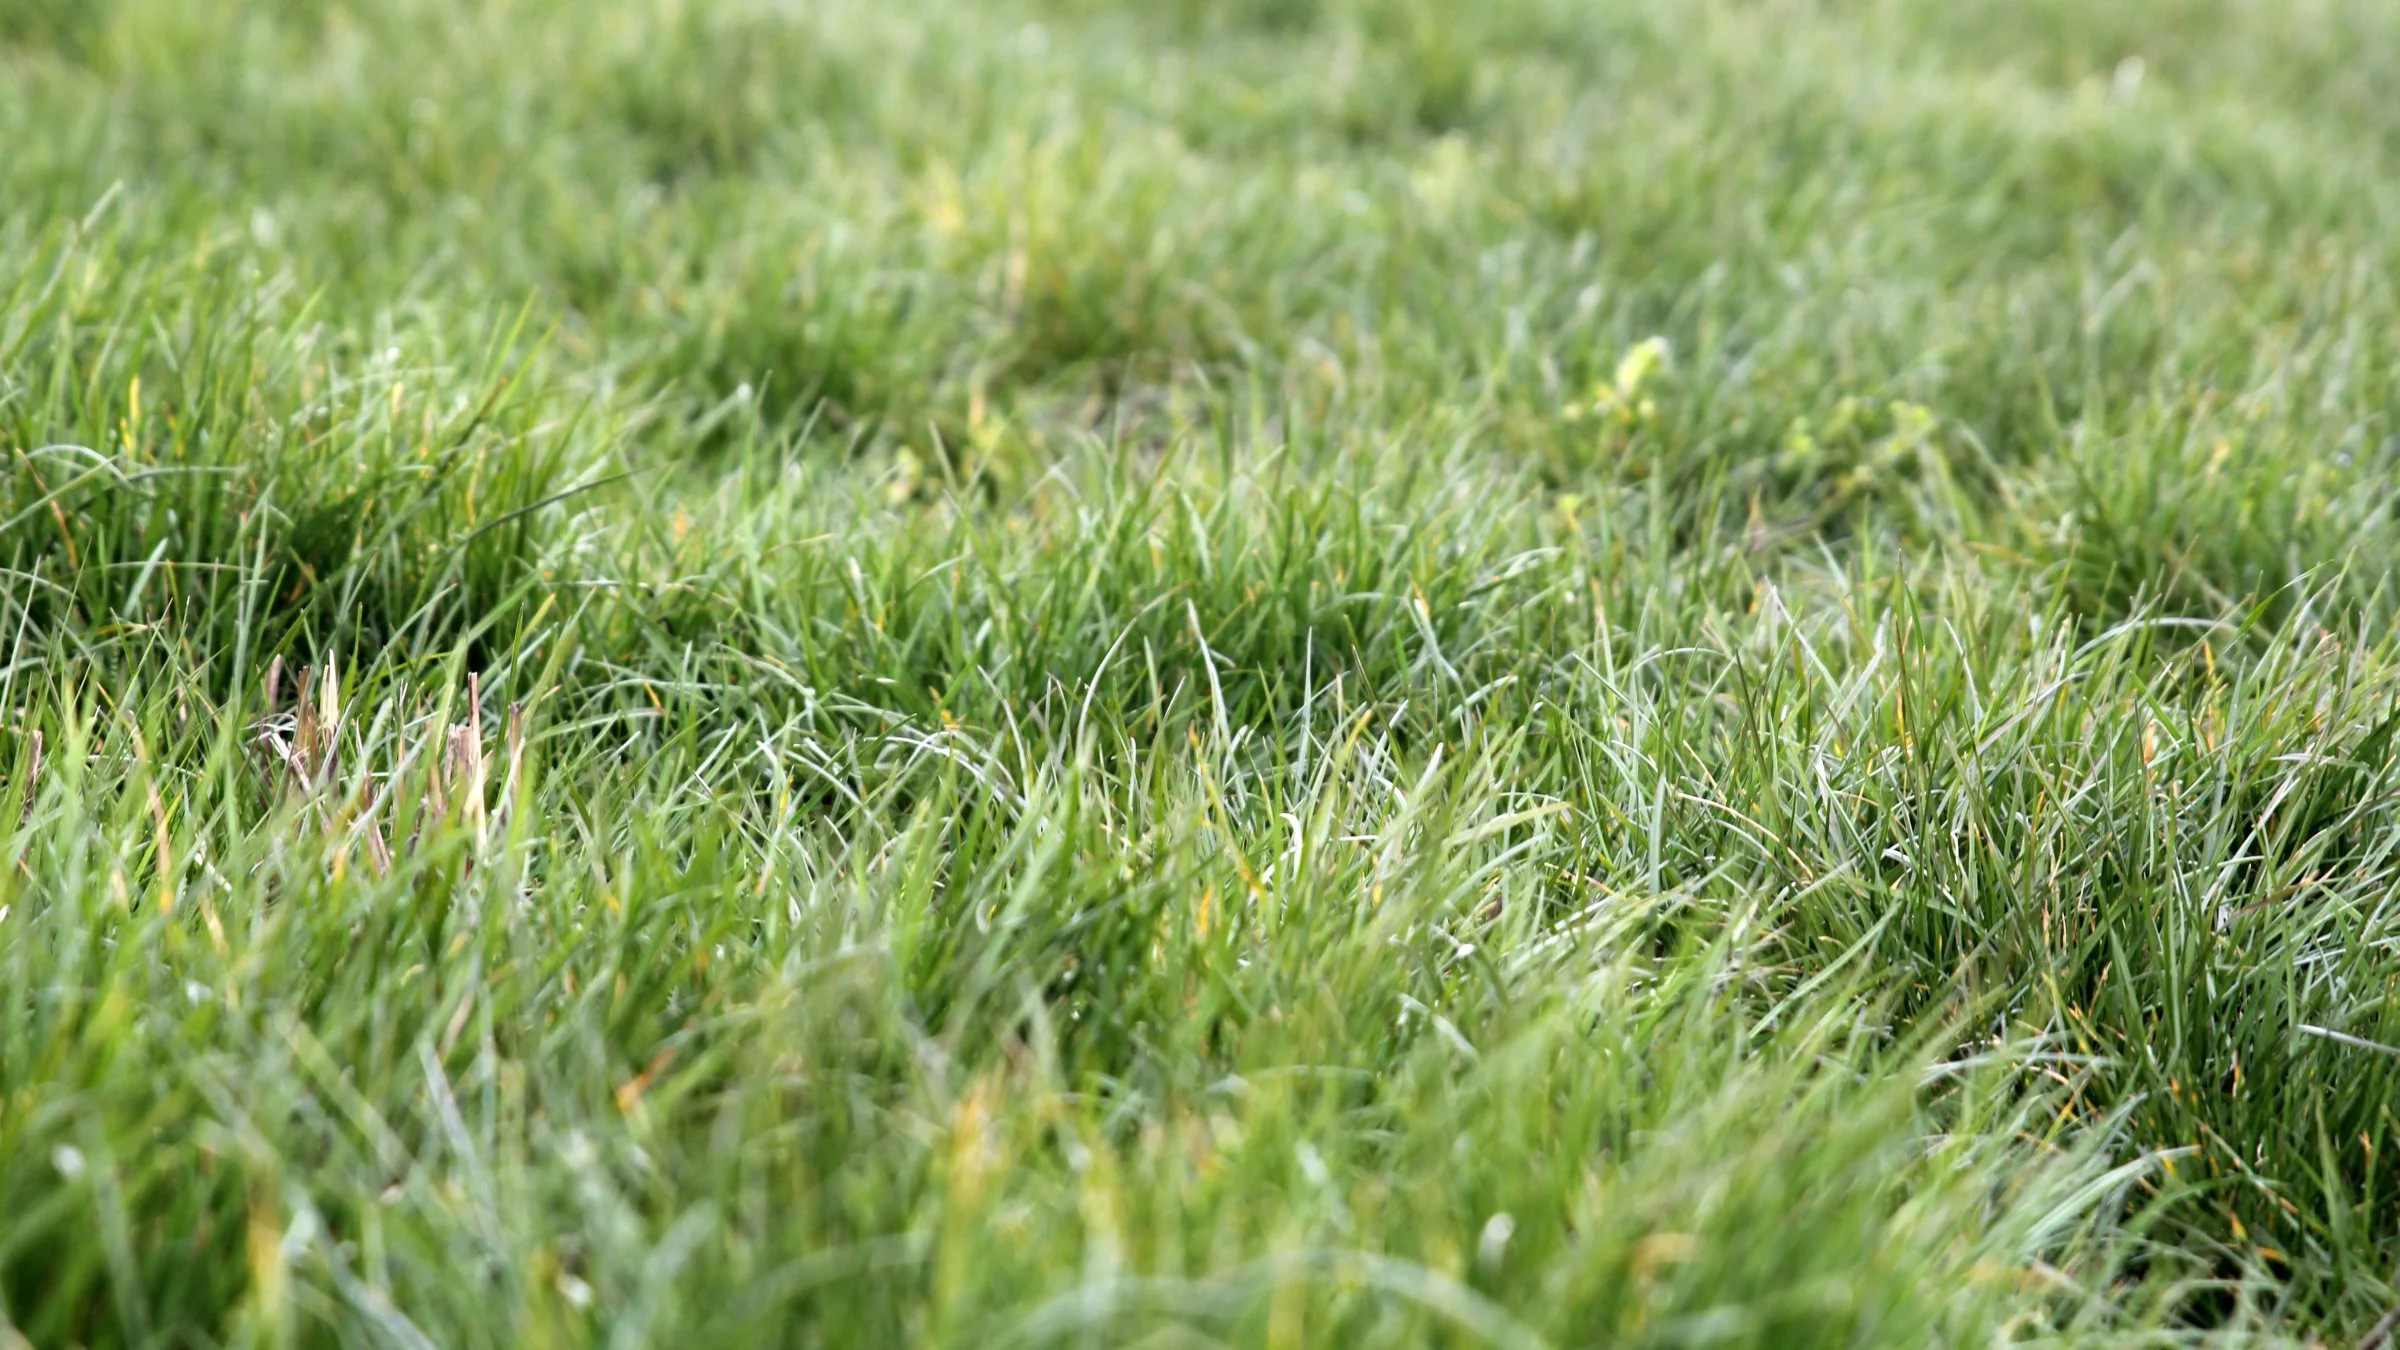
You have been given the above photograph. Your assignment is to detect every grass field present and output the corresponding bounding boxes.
[5,0,2400,1343]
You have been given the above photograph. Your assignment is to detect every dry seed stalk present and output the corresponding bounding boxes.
[253,660,521,878]
[14,730,39,827]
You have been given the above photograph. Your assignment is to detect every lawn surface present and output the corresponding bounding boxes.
[6,0,2400,1344]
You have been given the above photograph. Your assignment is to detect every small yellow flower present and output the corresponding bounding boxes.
[1590,337,1672,429]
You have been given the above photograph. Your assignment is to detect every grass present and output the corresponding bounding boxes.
[5,0,2400,1343]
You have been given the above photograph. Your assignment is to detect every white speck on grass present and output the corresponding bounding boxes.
[1295,1141,1329,1186]
[1479,1212,1515,1269]
[53,1146,85,1179]
[2110,56,2147,103]
[561,1131,597,1168]
[558,1273,594,1309]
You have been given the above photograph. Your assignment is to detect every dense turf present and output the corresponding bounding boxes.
[6,0,2400,1343]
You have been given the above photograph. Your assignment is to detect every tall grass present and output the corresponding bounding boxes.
[5,0,2400,1343]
